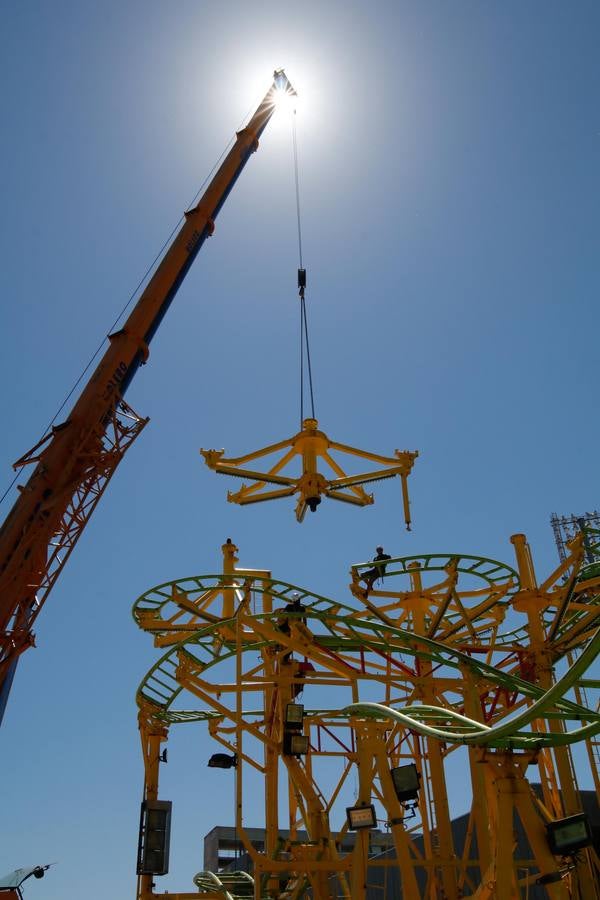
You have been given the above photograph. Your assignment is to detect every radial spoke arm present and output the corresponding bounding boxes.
[201,437,294,468]
[212,465,296,487]
[324,489,372,507]
[229,485,297,505]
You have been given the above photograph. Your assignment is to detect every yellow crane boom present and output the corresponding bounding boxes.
[0,70,296,722]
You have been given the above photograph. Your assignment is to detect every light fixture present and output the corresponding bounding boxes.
[137,800,172,876]
[282,702,308,755]
[207,753,237,769]
[346,804,377,831]
[283,733,309,756]
[285,703,305,728]
[390,763,421,802]
[546,814,593,855]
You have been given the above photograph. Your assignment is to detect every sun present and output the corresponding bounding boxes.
[272,71,298,116]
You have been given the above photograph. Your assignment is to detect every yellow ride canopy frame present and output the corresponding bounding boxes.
[201,417,418,525]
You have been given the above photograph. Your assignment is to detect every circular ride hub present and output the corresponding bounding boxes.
[133,532,600,900]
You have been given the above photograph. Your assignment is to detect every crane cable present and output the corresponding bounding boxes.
[292,109,316,428]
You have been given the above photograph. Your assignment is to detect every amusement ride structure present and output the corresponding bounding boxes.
[130,72,600,900]
[0,69,598,899]
[133,528,600,899]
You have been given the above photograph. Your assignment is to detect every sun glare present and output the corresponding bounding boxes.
[230,63,319,137]
[273,84,297,115]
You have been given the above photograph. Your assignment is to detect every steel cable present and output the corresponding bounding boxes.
[292,109,316,426]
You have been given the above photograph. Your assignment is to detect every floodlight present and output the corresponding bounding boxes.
[390,763,421,802]
[346,804,377,831]
[546,814,592,855]
[207,753,237,769]
[137,800,172,875]
[285,703,304,728]
[283,733,309,756]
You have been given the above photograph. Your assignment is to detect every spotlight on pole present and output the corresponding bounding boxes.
[282,702,308,755]
[207,753,237,769]
[284,703,304,727]
[346,804,377,831]
[283,733,310,756]
[390,763,421,802]
[546,814,593,856]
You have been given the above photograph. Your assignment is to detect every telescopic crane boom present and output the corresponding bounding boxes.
[0,70,296,723]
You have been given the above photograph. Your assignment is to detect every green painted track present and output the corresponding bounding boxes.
[134,552,600,749]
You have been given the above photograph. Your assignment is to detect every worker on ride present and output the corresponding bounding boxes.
[284,593,307,621]
[361,547,392,593]
[276,593,307,663]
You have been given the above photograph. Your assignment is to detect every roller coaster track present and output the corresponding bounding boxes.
[133,546,600,900]
[133,553,600,751]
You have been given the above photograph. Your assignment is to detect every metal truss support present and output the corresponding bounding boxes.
[0,399,147,712]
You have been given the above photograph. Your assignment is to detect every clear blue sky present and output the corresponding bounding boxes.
[1,2,599,898]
